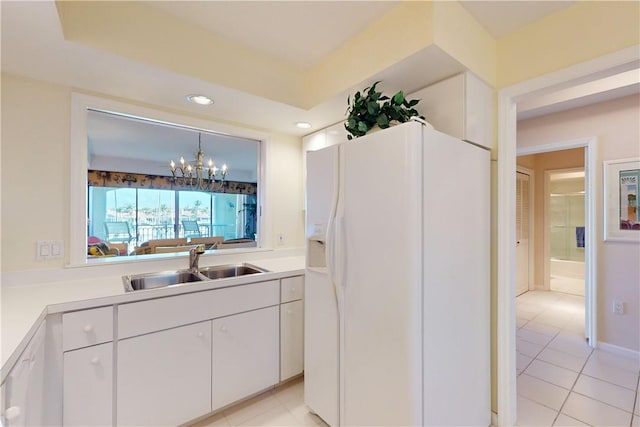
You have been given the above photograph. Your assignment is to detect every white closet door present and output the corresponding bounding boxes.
[516,171,531,296]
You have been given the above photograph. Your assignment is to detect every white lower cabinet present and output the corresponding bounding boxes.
[117,321,212,427]
[280,300,304,381]
[63,342,113,426]
[212,306,279,410]
[2,321,47,427]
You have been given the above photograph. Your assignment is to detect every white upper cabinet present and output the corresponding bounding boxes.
[409,72,494,149]
[302,122,348,210]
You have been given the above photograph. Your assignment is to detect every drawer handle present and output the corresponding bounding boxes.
[197,332,204,338]
[83,324,94,333]
[290,287,296,292]
[90,357,100,365]
[5,406,21,420]
[220,324,228,332]
[287,309,292,315]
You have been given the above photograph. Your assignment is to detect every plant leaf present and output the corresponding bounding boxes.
[393,91,404,105]
[376,114,389,127]
[367,101,379,115]
[358,121,368,132]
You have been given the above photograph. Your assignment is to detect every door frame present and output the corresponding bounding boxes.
[543,166,587,292]
[515,166,535,294]
[496,46,638,426]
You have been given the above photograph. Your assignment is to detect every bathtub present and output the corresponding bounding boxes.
[550,259,585,279]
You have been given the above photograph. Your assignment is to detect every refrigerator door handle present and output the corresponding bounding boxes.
[336,215,346,289]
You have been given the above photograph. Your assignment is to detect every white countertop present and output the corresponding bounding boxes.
[1,255,305,374]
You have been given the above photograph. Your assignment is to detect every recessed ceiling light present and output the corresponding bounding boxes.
[186,94,214,105]
[295,122,312,129]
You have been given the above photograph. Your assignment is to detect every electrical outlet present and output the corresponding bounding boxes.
[613,300,625,315]
[277,233,285,246]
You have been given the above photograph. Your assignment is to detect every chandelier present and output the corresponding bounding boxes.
[170,133,227,191]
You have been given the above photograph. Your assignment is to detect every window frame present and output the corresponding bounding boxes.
[70,93,268,266]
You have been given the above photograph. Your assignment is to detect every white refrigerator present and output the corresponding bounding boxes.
[304,121,491,426]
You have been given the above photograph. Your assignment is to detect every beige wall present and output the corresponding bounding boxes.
[517,94,640,351]
[518,148,585,290]
[1,73,304,273]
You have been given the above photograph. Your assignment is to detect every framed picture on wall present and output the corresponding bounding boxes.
[604,157,640,242]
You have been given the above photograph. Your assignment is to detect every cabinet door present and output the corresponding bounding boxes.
[117,321,212,427]
[63,342,112,427]
[212,306,279,410]
[2,320,47,427]
[280,300,304,381]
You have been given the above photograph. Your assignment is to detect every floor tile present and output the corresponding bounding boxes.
[224,393,281,426]
[562,392,633,427]
[553,413,589,426]
[516,395,558,427]
[522,321,561,338]
[589,349,640,374]
[633,415,639,427]
[237,404,301,426]
[517,317,530,328]
[537,347,588,372]
[517,374,570,410]
[635,392,639,416]
[524,360,579,389]
[274,379,304,405]
[546,333,592,358]
[517,352,534,374]
[190,411,231,427]
[573,374,636,412]
[582,356,639,390]
[517,328,555,346]
[537,313,571,328]
[517,337,545,358]
[283,399,327,427]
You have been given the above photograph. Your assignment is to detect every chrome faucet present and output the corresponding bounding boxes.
[189,245,206,272]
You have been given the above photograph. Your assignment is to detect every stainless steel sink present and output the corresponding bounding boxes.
[198,263,267,280]
[123,270,204,292]
[122,264,268,292]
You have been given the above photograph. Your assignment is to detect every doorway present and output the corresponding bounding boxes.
[547,168,586,297]
[495,46,638,426]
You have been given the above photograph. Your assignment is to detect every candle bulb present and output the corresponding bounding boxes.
[170,160,175,170]
[180,157,185,166]
[221,164,228,177]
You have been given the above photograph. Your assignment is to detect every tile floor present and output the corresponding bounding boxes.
[516,290,640,427]
[188,378,329,427]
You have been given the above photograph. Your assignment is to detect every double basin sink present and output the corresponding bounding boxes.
[123,263,268,292]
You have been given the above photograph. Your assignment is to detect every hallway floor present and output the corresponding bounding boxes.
[517,290,639,426]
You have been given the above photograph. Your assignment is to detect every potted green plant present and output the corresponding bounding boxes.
[344,81,425,140]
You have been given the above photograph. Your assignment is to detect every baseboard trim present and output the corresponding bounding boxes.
[597,341,640,361]
[491,411,498,427]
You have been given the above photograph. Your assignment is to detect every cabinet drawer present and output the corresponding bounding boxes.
[63,306,113,351]
[119,280,279,339]
[281,276,304,303]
